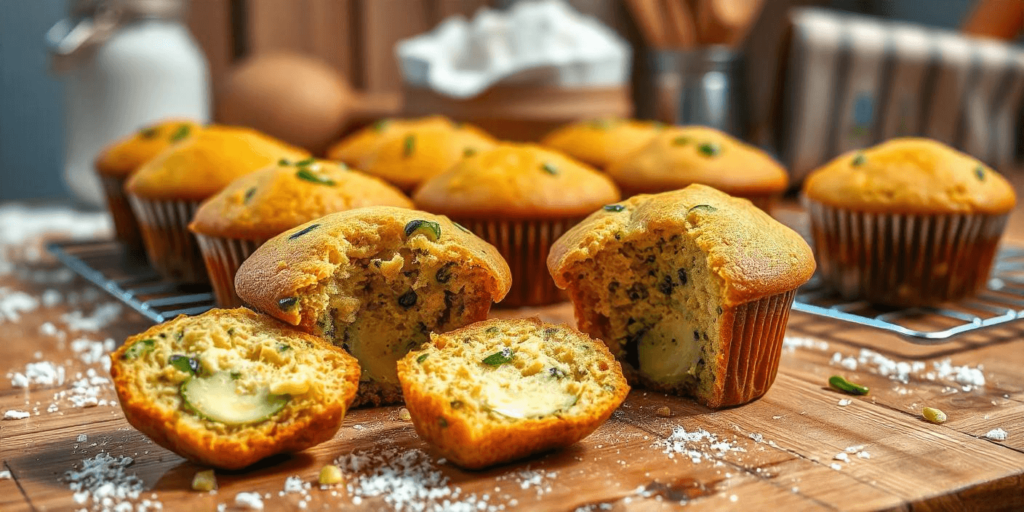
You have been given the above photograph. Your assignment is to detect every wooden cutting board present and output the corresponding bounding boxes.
[3,204,1024,511]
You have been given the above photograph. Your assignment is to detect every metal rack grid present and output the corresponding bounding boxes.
[48,239,1024,343]
[47,239,215,323]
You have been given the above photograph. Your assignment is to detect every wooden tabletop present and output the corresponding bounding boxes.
[3,201,1024,512]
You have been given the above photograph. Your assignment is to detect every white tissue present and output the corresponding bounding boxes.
[398,0,630,98]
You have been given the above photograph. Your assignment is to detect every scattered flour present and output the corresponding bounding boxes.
[4,410,30,420]
[8,361,65,388]
[829,349,985,390]
[837,399,851,407]
[833,453,849,462]
[64,452,152,512]
[658,426,745,464]
[235,492,265,510]
[0,287,40,323]
[62,302,123,332]
[0,470,10,479]
[985,428,1008,441]
[782,336,828,352]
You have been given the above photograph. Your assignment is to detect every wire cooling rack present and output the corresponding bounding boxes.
[47,239,215,323]
[48,239,1024,343]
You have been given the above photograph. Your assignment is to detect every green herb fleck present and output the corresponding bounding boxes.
[296,157,315,167]
[169,355,199,375]
[372,120,389,132]
[398,290,418,309]
[278,297,298,311]
[277,343,291,352]
[564,395,580,409]
[138,126,159,139]
[975,165,985,181]
[169,124,191,142]
[122,339,155,360]
[697,142,721,156]
[485,326,500,334]
[549,367,568,379]
[852,153,866,167]
[403,134,416,157]
[230,371,242,380]
[278,158,291,166]
[439,417,448,427]
[829,375,869,395]
[296,168,336,186]
[244,187,257,203]
[417,353,429,364]
[687,204,718,215]
[404,220,441,242]
[672,136,690,146]
[541,163,558,175]
[289,223,319,240]
[482,347,514,367]
[603,204,625,212]
[453,222,471,233]
[450,400,464,409]
[463,147,477,157]
[226,328,235,336]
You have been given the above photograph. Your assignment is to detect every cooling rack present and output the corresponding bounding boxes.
[48,240,1024,343]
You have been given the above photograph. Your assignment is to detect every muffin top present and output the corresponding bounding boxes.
[540,118,662,169]
[126,125,309,201]
[548,184,815,306]
[190,159,413,240]
[413,143,621,218]
[235,206,513,327]
[95,119,201,178]
[325,116,497,192]
[606,126,789,196]
[803,138,1016,215]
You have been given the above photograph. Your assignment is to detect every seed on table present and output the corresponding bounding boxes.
[655,406,673,418]
[191,469,217,491]
[319,464,344,485]
[922,407,947,424]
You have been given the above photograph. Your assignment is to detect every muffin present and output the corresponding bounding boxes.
[234,207,512,406]
[326,116,497,192]
[190,159,412,307]
[540,118,661,170]
[803,138,1015,307]
[548,184,815,408]
[94,119,201,251]
[109,308,361,470]
[125,126,308,282]
[606,126,789,211]
[397,318,629,469]
[414,143,620,307]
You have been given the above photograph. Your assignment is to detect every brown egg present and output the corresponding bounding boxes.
[217,52,351,155]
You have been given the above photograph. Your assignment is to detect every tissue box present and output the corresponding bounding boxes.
[780,8,1024,183]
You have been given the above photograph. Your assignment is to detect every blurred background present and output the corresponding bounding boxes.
[1,0,1021,203]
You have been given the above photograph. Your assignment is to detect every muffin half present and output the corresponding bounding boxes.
[94,119,200,251]
[414,143,620,307]
[235,207,512,406]
[397,318,629,469]
[803,138,1015,306]
[606,126,788,211]
[109,308,360,470]
[126,125,308,282]
[326,116,497,193]
[548,185,814,408]
[190,159,412,307]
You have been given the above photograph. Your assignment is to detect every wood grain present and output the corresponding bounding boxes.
[4,202,1024,510]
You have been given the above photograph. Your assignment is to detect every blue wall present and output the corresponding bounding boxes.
[0,0,68,202]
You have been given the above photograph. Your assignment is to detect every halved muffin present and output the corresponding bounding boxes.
[109,308,360,470]
[326,116,497,193]
[234,207,512,406]
[548,185,815,408]
[397,318,629,469]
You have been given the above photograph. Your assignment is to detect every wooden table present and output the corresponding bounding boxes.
[3,203,1024,512]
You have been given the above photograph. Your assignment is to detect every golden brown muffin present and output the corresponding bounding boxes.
[606,126,789,210]
[235,207,512,406]
[326,116,497,192]
[190,159,413,307]
[125,125,309,283]
[94,119,200,250]
[540,118,661,170]
[397,318,629,470]
[803,138,1015,306]
[414,143,620,307]
[109,308,360,470]
[548,184,814,408]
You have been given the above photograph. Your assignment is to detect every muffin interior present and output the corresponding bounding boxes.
[564,231,725,400]
[299,240,497,398]
[116,312,353,435]
[405,320,624,423]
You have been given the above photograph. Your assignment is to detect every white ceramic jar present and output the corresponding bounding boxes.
[49,0,210,207]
